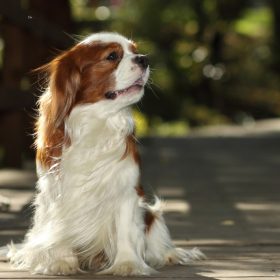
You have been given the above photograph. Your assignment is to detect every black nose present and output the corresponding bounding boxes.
[134,55,149,69]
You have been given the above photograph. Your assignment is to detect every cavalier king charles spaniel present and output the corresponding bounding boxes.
[8,32,204,276]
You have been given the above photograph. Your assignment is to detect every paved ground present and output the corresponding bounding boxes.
[0,131,280,279]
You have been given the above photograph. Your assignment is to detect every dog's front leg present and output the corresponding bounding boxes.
[99,194,155,276]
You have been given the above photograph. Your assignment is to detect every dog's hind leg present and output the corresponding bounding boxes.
[144,198,206,268]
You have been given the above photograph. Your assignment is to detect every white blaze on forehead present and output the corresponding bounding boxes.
[80,32,133,54]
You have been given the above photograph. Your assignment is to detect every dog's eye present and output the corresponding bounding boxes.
[106,52,118,61]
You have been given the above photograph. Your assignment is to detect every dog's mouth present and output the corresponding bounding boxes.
[105,78,145,100]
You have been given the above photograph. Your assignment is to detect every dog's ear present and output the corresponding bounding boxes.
[35,51,81,169]
[45,52,81,129]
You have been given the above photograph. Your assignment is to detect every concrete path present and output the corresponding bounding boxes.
[0,133,280,279]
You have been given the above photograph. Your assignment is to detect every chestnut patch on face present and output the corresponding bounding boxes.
[74,42,124,105]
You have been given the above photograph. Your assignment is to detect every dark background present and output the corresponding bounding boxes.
[0,0,280,168]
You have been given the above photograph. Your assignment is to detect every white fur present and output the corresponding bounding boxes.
[80,32,133,52]
[8,32,204,276]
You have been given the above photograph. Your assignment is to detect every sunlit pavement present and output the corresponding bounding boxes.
[1,130,280,279]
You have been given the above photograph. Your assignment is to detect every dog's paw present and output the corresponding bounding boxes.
[165,247,206,265]
[98,261,156,276]
[34,256,79,275]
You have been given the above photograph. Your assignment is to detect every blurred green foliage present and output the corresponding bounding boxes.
[77,0,278,135]
[12,0,276,136]
[57,0,280,134]
[4,0,279,137]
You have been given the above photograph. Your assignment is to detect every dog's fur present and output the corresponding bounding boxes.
[8,32,204,276]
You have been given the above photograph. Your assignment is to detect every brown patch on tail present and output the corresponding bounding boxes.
[144,210,156,233]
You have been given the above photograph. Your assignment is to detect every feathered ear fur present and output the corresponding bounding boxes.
[48,54,81,128]
[35,51,81,169]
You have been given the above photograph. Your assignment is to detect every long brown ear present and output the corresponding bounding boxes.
[35,51,81,169]
[45,53,81,128]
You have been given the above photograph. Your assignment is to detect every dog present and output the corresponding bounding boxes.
[8,32,204,276]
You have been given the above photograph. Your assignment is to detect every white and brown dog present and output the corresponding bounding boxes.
[9,32,204,276]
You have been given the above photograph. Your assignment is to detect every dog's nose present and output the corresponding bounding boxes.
[134,55,149,69]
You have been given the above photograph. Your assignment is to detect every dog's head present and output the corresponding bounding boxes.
[40,32,149,127]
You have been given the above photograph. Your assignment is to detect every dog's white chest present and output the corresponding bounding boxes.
[59,105,139,195]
